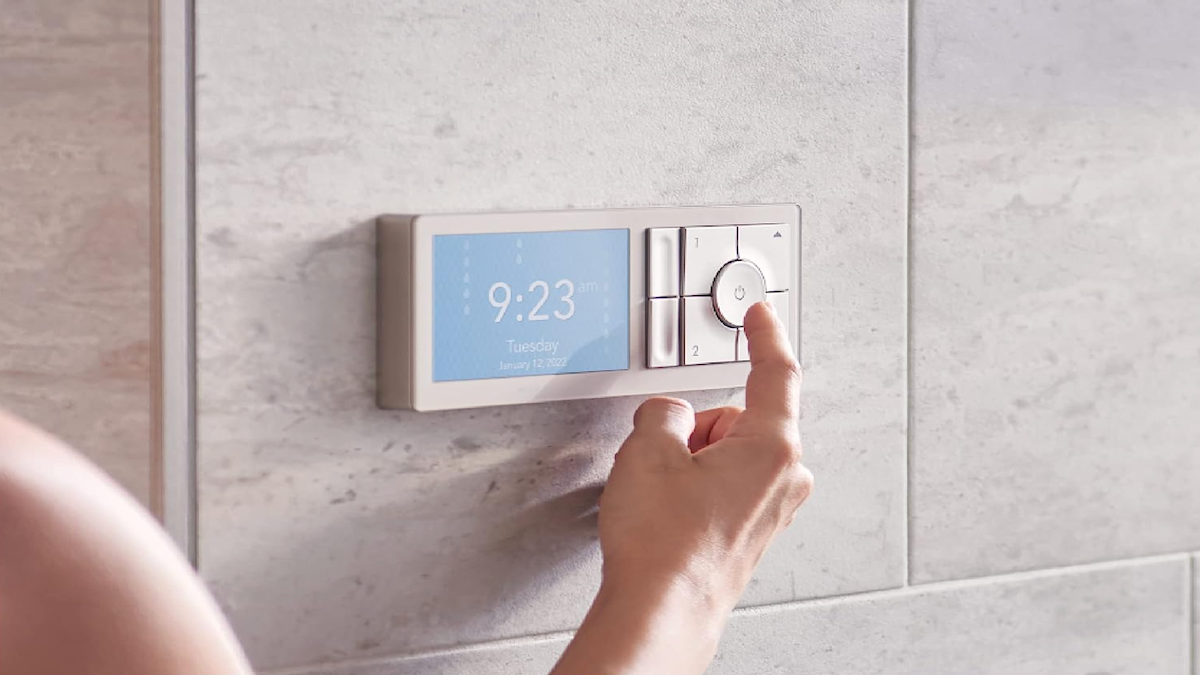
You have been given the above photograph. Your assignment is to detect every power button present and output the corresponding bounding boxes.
[711,260,767,328]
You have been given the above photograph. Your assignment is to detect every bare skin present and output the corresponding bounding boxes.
[0,302,809,674]
[0,414,252,675]
[551,301,813,675]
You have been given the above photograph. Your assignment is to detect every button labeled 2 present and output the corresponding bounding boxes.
[683,296,737,365]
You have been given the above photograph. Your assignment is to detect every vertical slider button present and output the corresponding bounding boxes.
[646,228,680,298]
[646,298,680,368]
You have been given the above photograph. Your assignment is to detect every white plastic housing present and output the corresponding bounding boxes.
[378,204,800,411]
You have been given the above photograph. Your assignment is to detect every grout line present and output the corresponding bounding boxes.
[149,0,164,522]
[735,552,1193,617]
[158,0,198,564]
[903,0,916,588]
[260,552,1192,675]
[261,630,576,675]
[1189,555,1196,675]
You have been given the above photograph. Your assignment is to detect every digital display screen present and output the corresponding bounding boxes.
[433,229,630,382]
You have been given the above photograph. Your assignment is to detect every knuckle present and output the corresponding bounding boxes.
[762,436,811,505]
[635,396,690,421]
[645,396,691,412]
[790,464,814,503]
[779,357,803,384]
[763,436,804,475]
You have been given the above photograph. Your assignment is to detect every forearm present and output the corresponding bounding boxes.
[551,572,729,675]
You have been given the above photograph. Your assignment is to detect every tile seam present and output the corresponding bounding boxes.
[903,0,916,589]
[260,552,1192,675]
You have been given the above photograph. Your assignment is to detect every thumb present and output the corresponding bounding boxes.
[628,397,696,451]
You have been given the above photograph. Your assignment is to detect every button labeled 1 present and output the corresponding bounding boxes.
[683,296,737,365]
[682,226,737,296]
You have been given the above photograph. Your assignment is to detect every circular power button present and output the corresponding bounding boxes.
[711,260,767,328]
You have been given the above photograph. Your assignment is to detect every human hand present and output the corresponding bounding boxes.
[598,301,811,607]
[551,301,812,675]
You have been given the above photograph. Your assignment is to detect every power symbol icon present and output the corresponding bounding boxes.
[713,260,767,328]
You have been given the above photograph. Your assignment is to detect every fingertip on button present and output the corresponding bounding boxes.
[712,259,767,328]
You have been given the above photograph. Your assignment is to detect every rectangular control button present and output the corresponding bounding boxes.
[767,290,790,334]
[683,296,737,365]
[736,291,791,361]
[682,226,737,296]
[646,298,680,368]
[738,223,791,291]
[646,228,680,298]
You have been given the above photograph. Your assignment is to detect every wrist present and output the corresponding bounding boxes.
[601,551,745,618]
[552,569,729,675]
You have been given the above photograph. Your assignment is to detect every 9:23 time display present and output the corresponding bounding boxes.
[432,228,629,382]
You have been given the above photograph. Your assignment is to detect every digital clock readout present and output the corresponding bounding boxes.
[432,229,630,382]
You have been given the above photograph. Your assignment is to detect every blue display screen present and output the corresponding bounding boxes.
[433,229,630,382]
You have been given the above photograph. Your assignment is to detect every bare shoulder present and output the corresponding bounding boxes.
[0,410,253,675]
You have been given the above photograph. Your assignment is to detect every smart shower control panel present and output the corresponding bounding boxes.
[378,204,799,411]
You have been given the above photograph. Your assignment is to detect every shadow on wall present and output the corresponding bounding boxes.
[204,218,661,663]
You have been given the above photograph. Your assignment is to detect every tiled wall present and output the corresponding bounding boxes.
[0,0,154,503]
[194,0,1200,673]
[909,0,1200,585]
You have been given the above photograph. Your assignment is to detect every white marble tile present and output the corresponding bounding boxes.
[278,558,1190,675]
[0,0,153,503]
[910,0,1200,582]
[196,0,907,668]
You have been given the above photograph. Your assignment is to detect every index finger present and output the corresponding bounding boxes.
[741,301,801,424]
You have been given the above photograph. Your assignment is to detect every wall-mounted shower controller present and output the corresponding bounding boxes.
[378,204,800,411]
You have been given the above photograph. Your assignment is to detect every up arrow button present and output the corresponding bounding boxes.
[737,224,791,292]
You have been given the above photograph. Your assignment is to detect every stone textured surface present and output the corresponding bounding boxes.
[195,0,907,669]
[277,558,1189,675]
[910,0,1200,582]
[0,0,153,502]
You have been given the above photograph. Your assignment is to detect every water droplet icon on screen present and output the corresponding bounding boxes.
[463,305,470,316]
[463,272,470,283]
[463,288,470,299]
[463,240,470,251]
[515,254,522,265]
[516,239,523,249]
[463,257,470,268]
